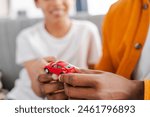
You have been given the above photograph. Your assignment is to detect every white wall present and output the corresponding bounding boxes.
[0,0,9,17]
[1,0,118,18]
[9,0,43,18]
[9,0,76,19]
[87,0,118,15]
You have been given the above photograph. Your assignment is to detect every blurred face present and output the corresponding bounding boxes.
[35,0,73,22]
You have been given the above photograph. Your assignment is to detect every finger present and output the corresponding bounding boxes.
[42,82,64,94]
[46,92,68,100]
[38,74,53,83]
[38,70,47,76]
[36,57,57,69]
[69,98,85,100]
[54,89,64,93]
[59,73,99,87]
[64,84,95,99]
[77,69,104,74]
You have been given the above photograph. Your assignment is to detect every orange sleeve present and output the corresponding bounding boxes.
[94,36,114,72]
[95,13,115,72]
[144,80,150,100]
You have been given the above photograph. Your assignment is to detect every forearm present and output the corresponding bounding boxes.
[26,68,43,97]
[24,60,43,97]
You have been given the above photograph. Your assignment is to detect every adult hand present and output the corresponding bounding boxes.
[38,74,68,100]
[24,56,56,97]
[59,69,144,100]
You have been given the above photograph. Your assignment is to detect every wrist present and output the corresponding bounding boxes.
[131,80,144,100]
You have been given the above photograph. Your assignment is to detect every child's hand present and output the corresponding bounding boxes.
[24,56,57,97]
[38,74,68,100]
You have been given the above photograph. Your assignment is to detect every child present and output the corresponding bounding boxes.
[7,0,102,99]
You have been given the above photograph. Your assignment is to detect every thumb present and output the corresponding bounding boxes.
[44,56,57,63]
[41,56,57,67]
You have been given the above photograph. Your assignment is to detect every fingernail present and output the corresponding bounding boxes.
[58,75,64,82]
[52,74,58,80]
[58,75,61,82]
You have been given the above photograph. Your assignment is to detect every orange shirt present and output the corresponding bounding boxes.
[95,0,150,99]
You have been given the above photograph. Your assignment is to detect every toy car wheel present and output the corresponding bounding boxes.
[52,74,58,80]
[44,68,50,74]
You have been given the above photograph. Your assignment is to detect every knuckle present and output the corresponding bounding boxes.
[55,83,63,90]
[38,74,43,82]
[68,77,74,85]
[67,74,75,85]
[43,84,52,94]
[93,77,101,88]
[93,89,102,100]
[37,74,46,83]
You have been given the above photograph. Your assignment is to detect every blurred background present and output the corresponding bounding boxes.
[0,0,117,97]
[0,0,117,18]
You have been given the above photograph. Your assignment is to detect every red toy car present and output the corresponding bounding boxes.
[44,61,78,80]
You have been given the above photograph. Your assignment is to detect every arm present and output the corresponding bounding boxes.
[15,31,58,97]
[95,15,115,72]
[144,80,150,100]
[87,23,102,69]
